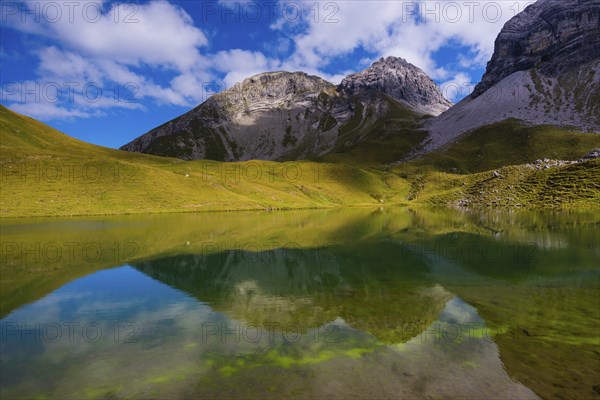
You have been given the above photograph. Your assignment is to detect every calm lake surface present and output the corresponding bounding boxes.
[1,208,599,399]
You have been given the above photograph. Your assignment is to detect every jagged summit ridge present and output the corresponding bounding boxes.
[339,56,452,116]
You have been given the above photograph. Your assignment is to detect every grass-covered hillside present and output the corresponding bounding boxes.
[405,119,600,174]
[1,105,599,217]
[396,120,600,208]
[0,105,410,217]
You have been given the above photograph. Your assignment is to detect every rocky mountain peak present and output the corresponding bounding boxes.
[207,71,335,113]
[226,71,334,100]
[339,56,452,116]
[121,58,451,161]
[472,0,600,98]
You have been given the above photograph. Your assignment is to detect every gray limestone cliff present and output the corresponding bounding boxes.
[424,0,600,153]
[473,0,600,98]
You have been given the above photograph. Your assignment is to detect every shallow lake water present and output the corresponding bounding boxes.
[1,208,599,399]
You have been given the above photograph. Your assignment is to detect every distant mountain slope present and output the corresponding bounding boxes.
[0,105,412,217]
[120,58,451,161]
[423,0,600,153]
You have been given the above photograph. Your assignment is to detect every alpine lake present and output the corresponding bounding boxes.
[1,207,598,399]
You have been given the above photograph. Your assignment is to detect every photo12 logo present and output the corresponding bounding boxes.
[1,81,139,105]
[1,321,140,344]
[401,1,536,23]
[201,321,340,344]
[0,241,140,264]
[1,1,140,24]
[1,161,139,183]
[199,161,340,184]
[200,1,339,24]
[197,240,339,265]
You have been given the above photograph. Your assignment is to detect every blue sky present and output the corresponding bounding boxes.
[0,0,535,148]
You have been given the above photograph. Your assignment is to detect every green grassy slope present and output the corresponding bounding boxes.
[394,120,600,208]
[401,160,600,209]
[406,119,600,174]
[0,105,409,217]
[1,105,599,217]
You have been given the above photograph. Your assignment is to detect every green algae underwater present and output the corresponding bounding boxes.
[0,207,598,399]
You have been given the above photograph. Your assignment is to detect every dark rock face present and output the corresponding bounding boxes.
[472,0,600,98]
[339,56,452,116]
